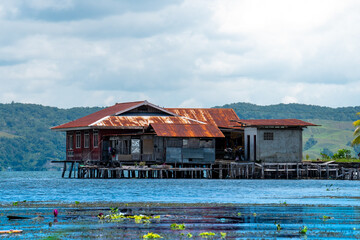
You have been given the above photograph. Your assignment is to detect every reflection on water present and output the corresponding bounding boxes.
[0,171,359,205]
[0,204,360,239]
[1,172,360,239]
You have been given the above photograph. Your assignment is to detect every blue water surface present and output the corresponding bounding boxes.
[0,171,359,205]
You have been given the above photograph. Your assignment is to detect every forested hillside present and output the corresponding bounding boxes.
[0,103,102,171]
[216,102,360,121]
[0,102,359,170]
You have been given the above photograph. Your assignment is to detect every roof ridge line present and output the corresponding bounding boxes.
[89,115,110,126]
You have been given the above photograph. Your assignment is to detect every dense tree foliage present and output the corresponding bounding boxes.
[0,102,102,171]
[304,136,317,151]
[215,102,360,121]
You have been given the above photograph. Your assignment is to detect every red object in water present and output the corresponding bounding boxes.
[53,209,58,217]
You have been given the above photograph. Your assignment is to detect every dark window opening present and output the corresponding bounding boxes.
[93,130,98,148]
[76,132,81,148]
[84,132,90,148]
[264,132,274,140]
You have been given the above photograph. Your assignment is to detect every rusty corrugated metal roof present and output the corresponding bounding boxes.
[238,119,318,127]
[151,123,225,138]
[52,101,146,130]
[165,108,241,128]
[91,116,200,127]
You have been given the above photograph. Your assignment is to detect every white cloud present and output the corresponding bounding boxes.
[0,0,359,108]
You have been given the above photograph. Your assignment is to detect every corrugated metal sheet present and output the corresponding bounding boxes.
[151,123,225,138]
[166,108,242,128]
[52,101,145,130]
[92,116,199,127]
[238,119,318,127]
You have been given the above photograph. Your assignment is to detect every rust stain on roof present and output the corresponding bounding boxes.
[166,108,241,128]
[238,119,318,127]
[151,123,225,138]
[92,116,200,127]
[52,101,145,129]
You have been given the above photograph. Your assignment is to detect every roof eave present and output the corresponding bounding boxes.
[51,126,145,132]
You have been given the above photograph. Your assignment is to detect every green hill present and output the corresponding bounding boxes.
[0,102,358,170]
[0,102,102,171]
[216,102,360,121]
[302,119,357,159]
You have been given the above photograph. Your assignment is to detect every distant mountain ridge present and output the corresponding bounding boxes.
[214,102,360,121]
[0,102,359,170]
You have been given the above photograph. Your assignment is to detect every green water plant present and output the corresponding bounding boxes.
[143,232,162,239]
[98,211,159,224]
[237,212,241,216]
[12,201,18,206]
[171,223,186,230]
[186,233,193,238]
[299,226,308,234]
[220,232,226,238]
[323,215,334,221]
[199,232,215,238]
[74,201,80,205]
[110,207,118,213]
[275,222,282,231]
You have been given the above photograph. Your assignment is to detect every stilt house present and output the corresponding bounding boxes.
[52,100,316,166]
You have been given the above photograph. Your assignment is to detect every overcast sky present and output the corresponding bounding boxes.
[1,0,359,108]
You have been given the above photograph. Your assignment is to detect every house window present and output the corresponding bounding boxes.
[93,130,98,148]
[131,139,140,154]
[264,132,274,140]
[118,140,130,154]
[84,132,90,148]
[76,132,81,148]
[68,134,73,150]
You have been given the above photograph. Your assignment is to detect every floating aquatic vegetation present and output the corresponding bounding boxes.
[110,207,118,213]
[74,201,80,205]
[253,213,257,217]
[143,232,162,239]
[220,232,226,238]
[274,221,282,231]
[279,201,288,206]
[179,232,193,238]
[326,184,339,191]
[199,232,216,238]
[171,223,186,230]
[12,200,27,206]
[323,215,334,220]
[98,209,159,224]
[299,226,308,234]
[237,212,241,216]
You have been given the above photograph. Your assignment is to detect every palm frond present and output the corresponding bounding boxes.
[354,120,360,127]
[354,126,360,136]
[352,135,360,146]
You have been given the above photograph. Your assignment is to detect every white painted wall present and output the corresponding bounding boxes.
[244,128,257,161]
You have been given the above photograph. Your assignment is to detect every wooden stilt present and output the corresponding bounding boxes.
[62,162,67,178]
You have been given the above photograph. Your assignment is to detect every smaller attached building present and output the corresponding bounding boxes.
[238,119,318,163]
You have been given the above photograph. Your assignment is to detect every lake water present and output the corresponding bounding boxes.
[0,171,359,205]
[1,172,360,239]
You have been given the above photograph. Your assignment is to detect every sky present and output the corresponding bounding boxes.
[0,0,360,108]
